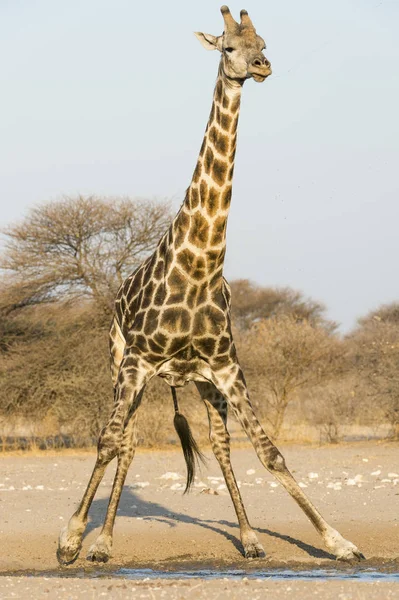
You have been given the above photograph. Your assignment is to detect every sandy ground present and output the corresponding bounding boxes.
[0,442,398,598]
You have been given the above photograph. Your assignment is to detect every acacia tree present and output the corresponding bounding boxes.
[237,316,343,438]
[0,195,172,317]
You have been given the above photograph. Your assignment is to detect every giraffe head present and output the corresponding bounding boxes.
[195,6,271,83]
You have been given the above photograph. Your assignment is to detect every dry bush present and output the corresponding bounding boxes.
[236,316,344,439]
[0,303,112,442]
[346,303,399,439]
[299,378,361,443]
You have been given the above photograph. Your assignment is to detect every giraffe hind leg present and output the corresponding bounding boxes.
[196,381,265,559]
[211,364,365,562]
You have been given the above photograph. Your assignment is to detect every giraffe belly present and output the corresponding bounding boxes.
[157,357,212,387]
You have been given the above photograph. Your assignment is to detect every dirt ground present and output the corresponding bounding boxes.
[0,441,398,598]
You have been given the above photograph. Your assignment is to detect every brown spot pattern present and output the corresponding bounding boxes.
[204,147,213,174]
[212,159,228,185]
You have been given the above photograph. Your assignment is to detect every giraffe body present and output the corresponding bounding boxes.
[109,71,243,391]
[57,6,364,566]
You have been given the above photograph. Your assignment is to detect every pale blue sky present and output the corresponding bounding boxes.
[1,0,398,330]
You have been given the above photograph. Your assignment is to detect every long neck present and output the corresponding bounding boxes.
[171,70,243,284]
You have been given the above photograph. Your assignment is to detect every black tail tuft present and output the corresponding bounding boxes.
[173,411,206,494]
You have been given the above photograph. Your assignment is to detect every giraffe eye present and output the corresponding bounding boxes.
[224,47,234,53]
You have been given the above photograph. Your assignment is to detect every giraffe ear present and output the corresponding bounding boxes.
[194,32,223,52]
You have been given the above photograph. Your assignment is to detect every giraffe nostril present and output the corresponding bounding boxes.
[253,59,262,67]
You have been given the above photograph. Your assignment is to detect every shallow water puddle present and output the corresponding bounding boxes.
[116,568,399,582]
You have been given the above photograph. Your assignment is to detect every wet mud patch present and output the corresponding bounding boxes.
[3,557,399,582]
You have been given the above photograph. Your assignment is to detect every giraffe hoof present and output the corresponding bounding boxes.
[242,531,266,559]
[86,536,112,563]
[57,546,81,566]
[325,529,365,562]
[87,549,110,563]
[244,542,266,559]
[57,526,82,565]
[336,547,366,563]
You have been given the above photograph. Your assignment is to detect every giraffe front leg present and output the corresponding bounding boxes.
[86,368,149,563]
[57,354,151,565]
[211,363,365,562]
[57,443,112,564]
[86,409,140,563]
[196,382,265,559]
[57,402,125,564]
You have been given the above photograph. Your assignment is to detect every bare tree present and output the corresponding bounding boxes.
[237,316,343,438]
[230,279,335,332]
[1,195,172,316]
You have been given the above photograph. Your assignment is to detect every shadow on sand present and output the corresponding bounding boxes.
[83,485,335,561]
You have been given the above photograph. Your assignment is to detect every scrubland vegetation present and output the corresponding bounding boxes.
[0,196,398,449]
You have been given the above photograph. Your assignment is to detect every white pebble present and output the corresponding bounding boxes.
[308,472,319,479]
[371,470,381,476]
[160,472,182,481]
[246,469,256,475]
[388,473,399,478]
[299,482,308,488]
[327,482,342,490]
[170,483,185,491]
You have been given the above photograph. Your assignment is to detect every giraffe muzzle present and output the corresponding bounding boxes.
[249,56,272,82]
[252,71,271,82]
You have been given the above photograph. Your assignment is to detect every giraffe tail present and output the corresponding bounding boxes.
[171,387,206,494]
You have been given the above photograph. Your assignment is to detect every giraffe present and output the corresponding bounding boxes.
[57,6,364,565]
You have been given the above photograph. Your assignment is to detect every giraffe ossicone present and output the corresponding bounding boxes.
[57,6,364,566]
